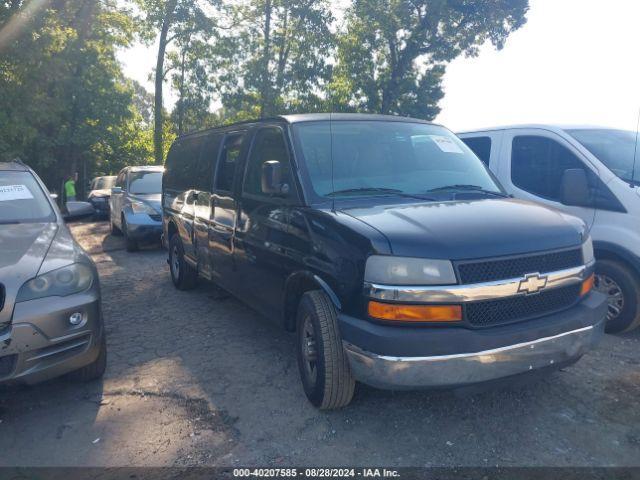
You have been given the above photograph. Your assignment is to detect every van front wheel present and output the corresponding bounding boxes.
[296,290,355,409]
[169,234,197,290]
[595,259,640,333]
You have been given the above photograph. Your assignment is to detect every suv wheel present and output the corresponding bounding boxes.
[595,259,640,333]
[67,335,107,382]
[122,217,139,252]
[169,233,197,290]
[296,290,355,409]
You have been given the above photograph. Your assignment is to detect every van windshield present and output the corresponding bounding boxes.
[292,121,502,199]
[566,129,639,185]
[0,171,56,224]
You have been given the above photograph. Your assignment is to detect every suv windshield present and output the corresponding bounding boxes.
[93,176,116,190]
[566,128,639,184]
[0,171,56,224]
[292,121,502,199]
[129,171,162,194]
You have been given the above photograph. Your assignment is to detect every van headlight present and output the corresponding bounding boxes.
[365,256,456,285]
[582,236,595,264]
[16,263,94,303]
[131,201,157,215]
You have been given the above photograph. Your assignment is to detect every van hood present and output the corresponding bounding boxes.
[341,198,586,260]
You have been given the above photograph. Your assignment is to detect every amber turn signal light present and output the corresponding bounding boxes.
[368,301,462,322]
[580,273,595,297]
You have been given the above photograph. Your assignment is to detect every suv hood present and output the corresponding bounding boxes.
[131,193,161,213]
[341,198,586,260]
[88,188,112,198]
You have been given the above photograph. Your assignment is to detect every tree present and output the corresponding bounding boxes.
[0,0,152,192]
[135,0,217,163]
[330,0,529,119]
[220,0,335,119]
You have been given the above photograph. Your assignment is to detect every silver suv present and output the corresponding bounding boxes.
[0,161,106,384]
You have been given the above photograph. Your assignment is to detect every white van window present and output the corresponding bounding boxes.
[511,136,586,201]
[462,136,492,166]
[566,129,638,185]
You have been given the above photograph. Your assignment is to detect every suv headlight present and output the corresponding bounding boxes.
[365,255,456,285]
[582,236,595,264]
[131,201,157,215]
[16,263,94,303]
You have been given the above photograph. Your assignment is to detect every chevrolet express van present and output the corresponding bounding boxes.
[459,125,640,333]
[163,114,606,409]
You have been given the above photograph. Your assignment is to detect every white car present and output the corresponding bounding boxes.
[459,125,640,333]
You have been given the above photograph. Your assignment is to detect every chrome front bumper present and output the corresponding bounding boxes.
[344,320,605,390]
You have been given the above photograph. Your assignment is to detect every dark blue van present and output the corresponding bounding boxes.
[162,114,607,409]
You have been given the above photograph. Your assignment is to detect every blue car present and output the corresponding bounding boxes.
[109,166,164,251]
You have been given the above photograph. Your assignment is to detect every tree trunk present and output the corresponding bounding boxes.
[259,0,272,118]
[154,0,178,165]
[177,45,187,135]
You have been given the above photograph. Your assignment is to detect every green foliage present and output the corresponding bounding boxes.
[220,0,335,118]
[330,0,529,118]
[0,0,154,193]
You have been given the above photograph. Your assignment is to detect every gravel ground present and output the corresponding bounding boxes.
[0,221,638,467]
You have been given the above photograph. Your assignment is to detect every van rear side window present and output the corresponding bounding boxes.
[462,136,492,165]
[216,133,245,192]
[164,135,206,192]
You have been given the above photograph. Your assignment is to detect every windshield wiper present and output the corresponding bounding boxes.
[427,184,509,198]
[327,187,437,201]
[327,187,406,197]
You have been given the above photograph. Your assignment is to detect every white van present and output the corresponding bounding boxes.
[459,125,639,333]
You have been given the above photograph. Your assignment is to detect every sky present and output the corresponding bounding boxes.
[120,0,640,133]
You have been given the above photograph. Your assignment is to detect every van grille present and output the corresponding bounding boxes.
[465,284,582,328]
[456,248,583,284]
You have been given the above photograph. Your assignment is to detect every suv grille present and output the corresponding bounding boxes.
[457,248,583,284]
[465,284,582,328]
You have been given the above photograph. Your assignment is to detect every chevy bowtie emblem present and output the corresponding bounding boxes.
[518,273,548,295]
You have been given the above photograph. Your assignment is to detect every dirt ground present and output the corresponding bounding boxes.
[0,221,638,467]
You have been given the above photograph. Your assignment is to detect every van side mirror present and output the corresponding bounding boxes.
[261,160,290,195]
[560,169,591,207]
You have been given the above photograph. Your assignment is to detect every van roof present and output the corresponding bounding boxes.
[179,113,438,140]
[457,124,626,135]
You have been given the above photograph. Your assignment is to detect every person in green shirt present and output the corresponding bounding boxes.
[65,172,78,202]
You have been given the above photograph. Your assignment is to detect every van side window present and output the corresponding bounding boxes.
[215,133,245,192]
[197,133,223,192]
[244,128,292,197]
[165,136,206,192]
[511,136,585,201]
[462,136,492,166]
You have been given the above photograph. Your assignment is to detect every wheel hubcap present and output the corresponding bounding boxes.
[171,246,180,278]
[594,274,624,321]
[301,316,318,385]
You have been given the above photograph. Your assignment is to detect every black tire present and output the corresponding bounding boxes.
[110,216,122,236]
[595,259,640,333]
[296,290,355,410]
[169,233,198,290]
[67,335,107,382]
[122,217,139,252]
